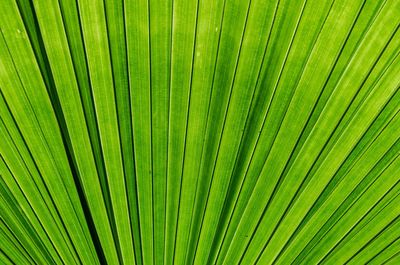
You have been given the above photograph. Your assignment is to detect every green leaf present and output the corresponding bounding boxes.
[1,0,399,264]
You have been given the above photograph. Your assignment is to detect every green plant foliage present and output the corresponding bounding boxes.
[0,0,399,264]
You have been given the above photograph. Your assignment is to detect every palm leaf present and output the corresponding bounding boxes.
[0,0,399,264]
